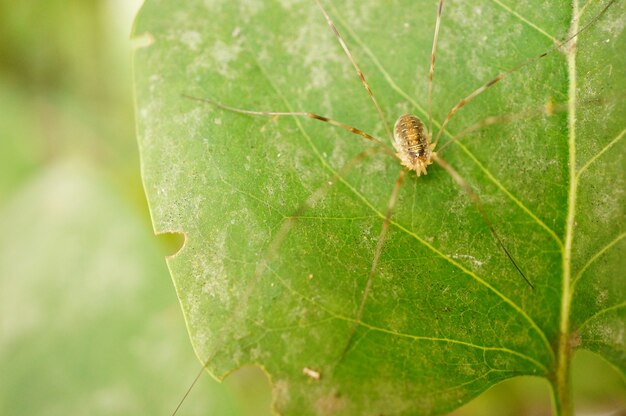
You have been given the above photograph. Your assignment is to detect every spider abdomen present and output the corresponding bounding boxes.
[393,114,434,175]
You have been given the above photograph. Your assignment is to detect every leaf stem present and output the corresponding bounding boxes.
[554,0,580,415]
[552,331,573,415]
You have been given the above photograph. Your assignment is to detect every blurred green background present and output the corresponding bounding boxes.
[0,0,623,415]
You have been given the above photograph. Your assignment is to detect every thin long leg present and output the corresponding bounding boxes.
[171,364,206,416]
[183,94,394,154]
[431,0,617,148]
[437,93,611,153]
[171,147,382,416]
[433,154,534,289]
[314,0,394,143]
[436,100,566,153]
[428,0,445,135]
[337,168,407,362]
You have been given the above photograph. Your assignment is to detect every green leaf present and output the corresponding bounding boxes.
[133,0,626,414]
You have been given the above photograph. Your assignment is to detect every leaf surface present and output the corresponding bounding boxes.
[133,0,626,414]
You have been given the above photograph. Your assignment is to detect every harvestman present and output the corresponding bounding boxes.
[176,0,617,413]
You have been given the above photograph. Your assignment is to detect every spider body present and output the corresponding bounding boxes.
[393,114,435,175]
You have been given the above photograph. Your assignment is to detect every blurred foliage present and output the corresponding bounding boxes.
[0,0,623,415]
[0,0,272,414]
[0,0,137,199]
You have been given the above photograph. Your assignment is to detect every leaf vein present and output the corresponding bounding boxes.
[572,231,626,291]
[490,0,559,42]
[268,266,548,373]
[576,127,626,179]
[577,301,626,332]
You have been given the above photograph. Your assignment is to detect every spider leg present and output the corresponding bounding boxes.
[432,0,617,148]
[433,154,534,289]
[183,94,394,155]
[428,0,445,135]
[436,99,570,153]
[337,168,407,363]
[314,0,393,143]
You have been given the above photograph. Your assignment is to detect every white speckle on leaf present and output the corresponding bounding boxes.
[148,74,161,93]
[275,0,294,10]
[315,390,348,415]
[450,254,485,267]
[250,346,264,360]
[197,228,232,308]
[211,40,243,79]
[232,348,243,365]
[363,156,387,176]
[310,65,331,89]
[596,289,608,306]
[238,0,264,20]
[274,379,289,404]
[180,30,202,51]
[601,11,626,38]
[282,18,345,92]
[593,184,624,224]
